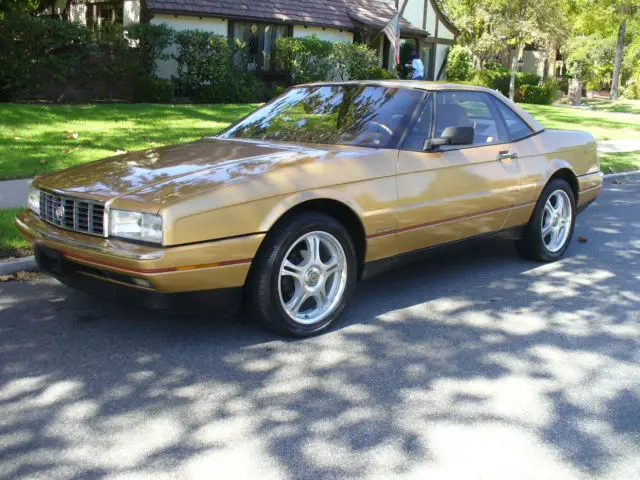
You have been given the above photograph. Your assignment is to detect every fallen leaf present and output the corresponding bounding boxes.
[15,271,42,281]
[63,132,79,140]
[11,127,16,131]
[63,148,73,154]
[0,275,13,282]
[612,178,631,185]
[578,236,588,243]
[39,159,47,164]
[143,136,150,141]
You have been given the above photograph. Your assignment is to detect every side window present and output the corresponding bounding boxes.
[435,91,505,147]
[493,99,534,140]
[401,95,434,151]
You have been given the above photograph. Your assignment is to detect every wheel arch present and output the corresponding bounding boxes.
[256,194,368,280]
[547,167,579,203]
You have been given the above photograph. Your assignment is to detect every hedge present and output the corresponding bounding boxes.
[0,17,394,104]
[274,36,395,84]
[469,69,541,96]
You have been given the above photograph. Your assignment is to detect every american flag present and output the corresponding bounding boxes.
[382,11,401,67]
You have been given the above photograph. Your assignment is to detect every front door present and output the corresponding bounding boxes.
[395,90,521,255]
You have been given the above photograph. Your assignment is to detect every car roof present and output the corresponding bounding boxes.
[295,80,544,133]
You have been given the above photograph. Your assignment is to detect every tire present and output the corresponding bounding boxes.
[245,212,358,337]
[515,178,576,262]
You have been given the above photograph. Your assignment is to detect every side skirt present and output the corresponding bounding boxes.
[361,225,525,281]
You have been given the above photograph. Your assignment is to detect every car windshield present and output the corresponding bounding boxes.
[219,85,425,148]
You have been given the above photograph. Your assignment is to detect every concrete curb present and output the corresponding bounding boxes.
[604,169,640,178]
[0,256,36,276]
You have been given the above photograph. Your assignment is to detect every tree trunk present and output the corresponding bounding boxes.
[509,43,524,101]
[610,19,627,100]
[546,44,557,81]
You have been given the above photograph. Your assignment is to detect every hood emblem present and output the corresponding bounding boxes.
[55,205,65,220]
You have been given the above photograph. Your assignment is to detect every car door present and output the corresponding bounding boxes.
[395,90,521,255]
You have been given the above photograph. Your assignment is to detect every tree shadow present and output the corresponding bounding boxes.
[0,181,638,478]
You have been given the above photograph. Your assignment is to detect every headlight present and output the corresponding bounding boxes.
[109,209,163,244]
[28,187,40,215]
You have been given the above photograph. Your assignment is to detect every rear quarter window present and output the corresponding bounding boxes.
[493,99,533,141]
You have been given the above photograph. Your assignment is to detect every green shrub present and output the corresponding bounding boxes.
[174,31,233,99]
[367,66,397,80]
[517,72,541,87]
[447,45,473,81]
[516,80,557,105]
[330,42,380,81]
[274,36,332,84]
[0,15,90,100]
[125,23,174,77]
[468,68,541,96]
[275,36,382,84]
[134,76,174,103]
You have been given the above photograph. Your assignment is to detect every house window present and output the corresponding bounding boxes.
[231,22,290,71]
[86,1,123,28]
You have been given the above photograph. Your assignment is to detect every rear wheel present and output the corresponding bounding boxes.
[246,212,357,337]
[515,178,576,262]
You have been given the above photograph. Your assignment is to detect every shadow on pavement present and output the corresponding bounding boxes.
[0,181,638,479]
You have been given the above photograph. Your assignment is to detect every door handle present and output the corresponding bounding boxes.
[497,151,518,161]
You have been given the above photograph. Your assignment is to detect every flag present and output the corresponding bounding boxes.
[381,11,401,67]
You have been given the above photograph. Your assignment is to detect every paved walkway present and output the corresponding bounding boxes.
[597,139,640,154]
[0,178,31,209]
[1,140,638,209]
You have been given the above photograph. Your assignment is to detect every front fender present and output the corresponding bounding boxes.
[258,190,367,232]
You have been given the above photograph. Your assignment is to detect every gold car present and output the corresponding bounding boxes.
[16,81,603,336]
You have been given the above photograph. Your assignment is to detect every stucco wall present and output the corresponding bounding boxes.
[403,0,425,30]
[292,25,353,43]
[435,43,449,80]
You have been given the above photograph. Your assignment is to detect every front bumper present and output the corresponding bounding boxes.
[16,211,265,307]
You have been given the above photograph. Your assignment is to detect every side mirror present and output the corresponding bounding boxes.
[424,126,474,151]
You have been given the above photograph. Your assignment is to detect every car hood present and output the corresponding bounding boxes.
[34,138,322,211]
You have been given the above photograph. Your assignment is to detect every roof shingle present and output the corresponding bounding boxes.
[147,0,428,36]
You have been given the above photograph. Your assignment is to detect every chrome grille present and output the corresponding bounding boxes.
[39,191,105,236]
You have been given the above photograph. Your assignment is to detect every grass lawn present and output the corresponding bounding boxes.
[579,98,640,115]
[599,150,640,174]
[519,104,640,141]
[0,103,259,180]
[0,208,31,258]
[1,102,639,181]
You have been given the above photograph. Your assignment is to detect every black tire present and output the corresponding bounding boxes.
[515,178,576,262]
[245,212,358,337]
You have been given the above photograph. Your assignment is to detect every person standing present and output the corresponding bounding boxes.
[407,52,425,80]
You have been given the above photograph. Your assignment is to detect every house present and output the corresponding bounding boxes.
[54,1,457,80]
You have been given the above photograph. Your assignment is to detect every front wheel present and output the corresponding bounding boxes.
[515,178,576,262]
[246,212,357,337]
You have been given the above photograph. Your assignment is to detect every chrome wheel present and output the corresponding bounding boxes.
[541,190,572,253]
[278,231,347,325]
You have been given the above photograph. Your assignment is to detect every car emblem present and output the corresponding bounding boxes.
[55,205,65,220]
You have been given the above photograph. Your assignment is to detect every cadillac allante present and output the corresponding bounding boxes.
[16,81,603,336]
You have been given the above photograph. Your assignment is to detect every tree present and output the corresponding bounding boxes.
[0,0,53,19]
[570,0,639,98]
[443,0,571,99]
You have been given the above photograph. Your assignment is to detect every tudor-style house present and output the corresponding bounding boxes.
[52,0,458,81]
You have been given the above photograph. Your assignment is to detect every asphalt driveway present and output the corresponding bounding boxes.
[1,178,639,479]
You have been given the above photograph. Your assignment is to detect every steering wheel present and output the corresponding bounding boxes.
[353,121,394,146]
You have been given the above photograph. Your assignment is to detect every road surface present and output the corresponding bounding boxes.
[1,178,639,479]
